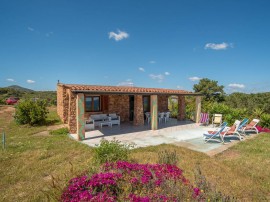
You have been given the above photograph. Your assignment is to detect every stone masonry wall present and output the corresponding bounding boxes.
[57,84,69,123]
[158,95,169,112]
[134,95,144,125]
[177,95,186,120]
[68,90,77,133]
[108,95,130,122]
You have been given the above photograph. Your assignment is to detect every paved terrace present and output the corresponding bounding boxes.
[70,119,243,155]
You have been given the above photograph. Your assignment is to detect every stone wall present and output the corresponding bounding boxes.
[158,95,169,112]
[68,90,77,133]
[134,95,144,125]
[108,95,130,122]
[177,95,186,120]
[57,84,69,123]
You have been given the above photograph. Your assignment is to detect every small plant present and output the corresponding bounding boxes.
[93,138,134,164]
[158,150,178,165]
[14,99,48,125]
[253,108,264,118]
[194,165,237,201]
[50,128,69,135]
[260,113,270,128]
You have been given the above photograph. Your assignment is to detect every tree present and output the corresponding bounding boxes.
[193,78,225,102]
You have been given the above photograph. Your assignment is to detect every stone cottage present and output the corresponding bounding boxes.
[57,83,202,140]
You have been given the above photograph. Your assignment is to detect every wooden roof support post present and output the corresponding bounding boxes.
[151,95,158,130]
[195,96,202,123]
[76,93,85,140]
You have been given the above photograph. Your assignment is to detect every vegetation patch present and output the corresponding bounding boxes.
[14,99,48,125]
[50,128,69,136]
[93,139,135,164]
[61,161,232,201]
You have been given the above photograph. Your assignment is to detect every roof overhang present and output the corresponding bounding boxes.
[71,90,202,96]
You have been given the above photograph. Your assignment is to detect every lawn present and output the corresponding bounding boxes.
[0,106,270,201]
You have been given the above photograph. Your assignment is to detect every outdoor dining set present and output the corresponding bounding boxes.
[144,112,171,124]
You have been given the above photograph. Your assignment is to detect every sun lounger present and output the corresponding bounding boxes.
[203,122,227,143]
[241,119,260,134]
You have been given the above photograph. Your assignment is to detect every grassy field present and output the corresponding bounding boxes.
[0,106,270,201]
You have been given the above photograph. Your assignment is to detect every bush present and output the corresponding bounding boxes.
[158,150,178,165]
[0,98,5,105]
[62,161,232,201]
[93,139,134,164]
[50,128,69,135]
[260,113,270,128]
[168,97,178,118]
[14,99,48,125]
[203,102,248,126]
[61,161,195,201]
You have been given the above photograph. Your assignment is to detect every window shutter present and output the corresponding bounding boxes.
[102,95,109,111]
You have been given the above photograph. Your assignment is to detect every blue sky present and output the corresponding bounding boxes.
[1,0,270,93]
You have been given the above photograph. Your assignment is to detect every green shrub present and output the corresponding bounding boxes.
[158,150,178,165]
[14,99,48,125]
[168,97,178,118]
[0,98,6,105]
[50,128,69,135]
[260,113,270,128]
[93,138,134,164]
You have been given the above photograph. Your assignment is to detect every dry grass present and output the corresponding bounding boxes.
[0,106,270,201]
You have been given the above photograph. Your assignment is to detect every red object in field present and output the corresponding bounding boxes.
[6,97,20,105]
[256,126,270,133]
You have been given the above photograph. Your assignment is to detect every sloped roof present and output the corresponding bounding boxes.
[59,84,199,95]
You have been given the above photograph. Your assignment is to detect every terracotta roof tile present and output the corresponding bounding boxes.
[61,84,196,95]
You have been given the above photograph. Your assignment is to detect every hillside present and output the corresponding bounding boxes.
[6,85,34,92]
[0,85,56,105]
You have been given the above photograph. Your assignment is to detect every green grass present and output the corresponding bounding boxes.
[0,107,270,201]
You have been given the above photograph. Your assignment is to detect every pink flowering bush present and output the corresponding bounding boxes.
[61,161,202,201]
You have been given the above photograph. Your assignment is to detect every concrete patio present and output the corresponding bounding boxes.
[69,119,242,155]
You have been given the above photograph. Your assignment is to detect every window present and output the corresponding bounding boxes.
[85,96,100,112]
[143,96,150,112]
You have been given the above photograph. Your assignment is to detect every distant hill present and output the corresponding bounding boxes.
[6,85,34,92]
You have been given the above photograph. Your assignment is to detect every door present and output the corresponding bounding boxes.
[129,95,134,121]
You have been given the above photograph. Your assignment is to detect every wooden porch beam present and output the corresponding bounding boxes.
[151,95,158,130]
[195,96,202,123]
[76,93,85,140]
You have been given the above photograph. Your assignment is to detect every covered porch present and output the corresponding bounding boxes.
[56,84,202,140]
[75,93,202,141]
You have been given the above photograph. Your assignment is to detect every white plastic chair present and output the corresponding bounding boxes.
[164,112,170,123]
[159,112,165,123]
[145,112,151,124]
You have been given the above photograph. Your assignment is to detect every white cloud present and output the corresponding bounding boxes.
[164,72,170,76]
[109,29,129,41]
[149,61,156,64]
[149,74,164,82]
[46,31,53,37]
[27,27,34,31]
[138,67,145,72]
[117,79,134,87]
[27,80,35,84]
[204,42,233,50]
[6,78,15,82]
[228,83,245,89]
[189,76,201,81]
